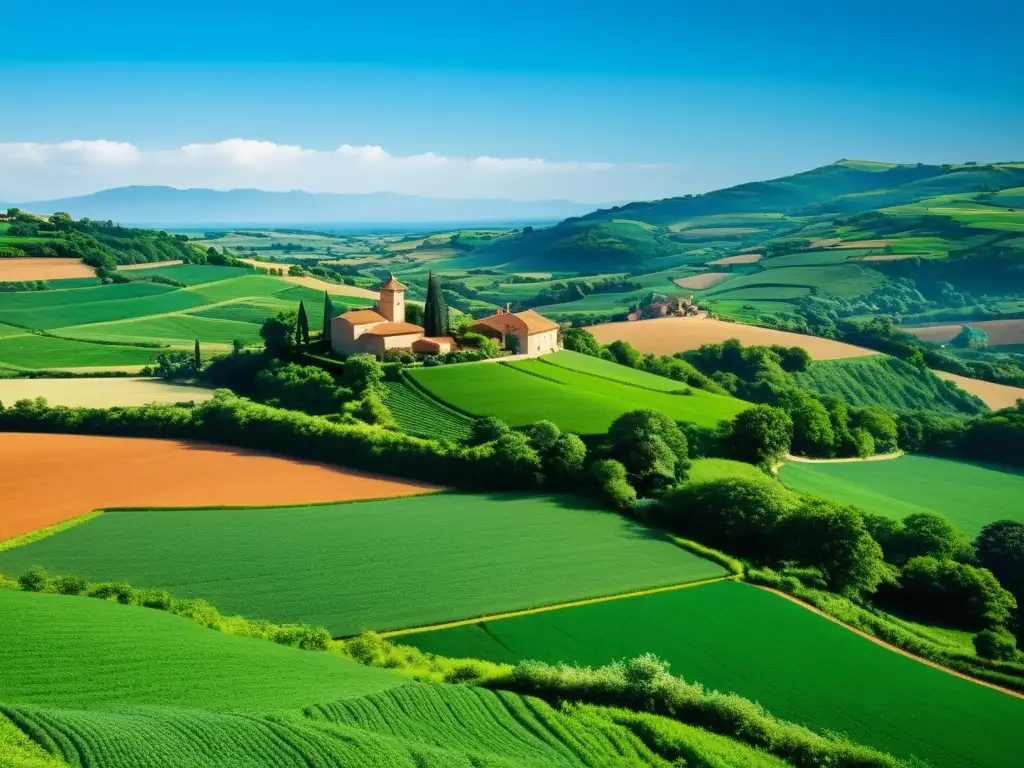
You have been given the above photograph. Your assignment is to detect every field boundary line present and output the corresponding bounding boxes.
[536,356,691,395]
[0,511,104,552]
[377,575,737,639]
[98,488,447,514]
[754,585,1024,701]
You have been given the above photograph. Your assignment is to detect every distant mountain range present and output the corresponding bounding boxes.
[5,187,613,227]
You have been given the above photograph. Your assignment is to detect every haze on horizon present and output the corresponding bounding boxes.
[1,0,1021,204]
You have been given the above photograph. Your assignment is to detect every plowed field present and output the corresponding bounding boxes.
[0,433,440,541]
[586,317,878,360]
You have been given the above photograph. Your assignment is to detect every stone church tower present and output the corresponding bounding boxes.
[378,274,407,322]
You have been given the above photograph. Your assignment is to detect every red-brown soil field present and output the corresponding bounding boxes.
[0,433,441,541]
[586,316,878,360]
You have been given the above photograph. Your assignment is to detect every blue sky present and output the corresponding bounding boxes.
[1,0,1021,202]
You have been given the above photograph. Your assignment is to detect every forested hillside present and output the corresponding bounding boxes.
[1,208,199,275]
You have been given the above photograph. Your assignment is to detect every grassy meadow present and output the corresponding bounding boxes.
[778,455,1024,537]
[401,580,1024,768]
[0,493,725,635]
[408,354,748,434]
[0,588,401,711]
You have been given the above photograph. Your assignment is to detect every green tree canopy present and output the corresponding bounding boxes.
[423,272,450,337]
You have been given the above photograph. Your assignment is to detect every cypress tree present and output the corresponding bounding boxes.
[297,301,310,345]
[193,339,201,370]
[423,272,449,337]
[322,291,334,344]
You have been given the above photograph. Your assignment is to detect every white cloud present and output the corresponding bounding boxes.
[0,139,685,202]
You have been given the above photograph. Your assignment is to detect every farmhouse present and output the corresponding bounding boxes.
[331,274,452,355]
[470,304,561,355]
[331,274,560,357]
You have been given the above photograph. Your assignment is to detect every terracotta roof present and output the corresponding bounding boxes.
[337,309,387,325]
[420,336,456,346]
[362,321,424,337]
[513,309,560,335]
[378,273,407,291]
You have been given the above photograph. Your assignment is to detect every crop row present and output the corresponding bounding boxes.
[383,380,474,441]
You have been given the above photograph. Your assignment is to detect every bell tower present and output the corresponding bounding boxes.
[378,273,407,323]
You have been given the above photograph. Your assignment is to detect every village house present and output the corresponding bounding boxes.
[470,304,561,356]
[330,274,561,357]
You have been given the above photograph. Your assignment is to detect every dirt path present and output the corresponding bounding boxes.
[785,452,903,464]
[772,452,903,474]
[754,585,1024,700]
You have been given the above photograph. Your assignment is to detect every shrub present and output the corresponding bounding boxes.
[723,405,792,467]
[526,421,587,487]
[658,475,799,556]
[974,628,1018,661]
[590,459,637,511]
[895,556,1017,630]
[777,498,891,594]
[975,520,1024,603]
[17,566,50,592]
[889,512,974,566]
[604,409,690,495]
[342,353,384,394]
[272,624,332,651]
[86,581,137,605]
[52,574,87,595]
[354,391,396,428]
[468,416,510,446]
[138,589,174,610]
[486,432,544,488]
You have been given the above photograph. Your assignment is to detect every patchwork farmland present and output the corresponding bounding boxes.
[0,433,439,541]
[400,580,1024,768]
[778,455,1024,537]
[0,492,726,635]
[0,266,374,369]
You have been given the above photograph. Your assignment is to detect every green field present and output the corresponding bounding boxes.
[408,355,747,434]
[120,264,254,284]
[0,333,161,369]
[540,349,690,392]
[758,249,870,267]
[57,313,265,346]
[0,588,400,711]
[382,379,474,441]
[778,455,1024,537]
[401,580,1024,768]
[0,683,789,768]
[792,356,988,415]
[0,494,725,636]
[701,264,884,301]
[0,286,209,330]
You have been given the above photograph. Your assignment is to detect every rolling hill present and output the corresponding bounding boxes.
[450,162,1024,329]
